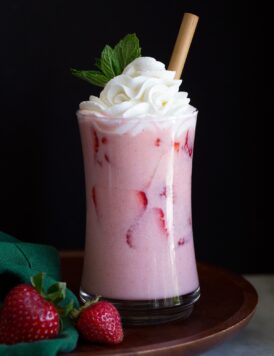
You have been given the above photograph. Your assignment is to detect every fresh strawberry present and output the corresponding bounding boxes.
[0,284,59,344]
[0,272,73,345]
[72,298,123,345]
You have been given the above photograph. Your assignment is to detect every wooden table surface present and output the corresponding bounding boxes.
[60,251,258,355]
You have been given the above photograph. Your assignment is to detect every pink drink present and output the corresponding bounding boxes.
[78,111,200,323]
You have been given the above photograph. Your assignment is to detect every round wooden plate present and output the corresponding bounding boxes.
[60,252,258,355]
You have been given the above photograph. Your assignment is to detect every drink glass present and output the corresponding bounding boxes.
[78,110,200,325]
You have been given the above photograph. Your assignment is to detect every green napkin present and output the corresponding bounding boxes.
[0,231,79,356]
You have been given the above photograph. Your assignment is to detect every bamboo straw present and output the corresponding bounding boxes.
[168,13,199,79]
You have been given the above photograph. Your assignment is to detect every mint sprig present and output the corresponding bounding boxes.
[71,33,141,87]
[70,69,109,87]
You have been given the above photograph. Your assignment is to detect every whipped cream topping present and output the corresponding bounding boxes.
[79,57,195,119]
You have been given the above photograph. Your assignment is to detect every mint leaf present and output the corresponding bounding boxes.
[71,33,141,88]
[94,57,102,70]
[114,34,141,72]
[100,45,119,77]
[71,68,108,87]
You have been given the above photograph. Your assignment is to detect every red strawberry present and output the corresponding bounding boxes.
[0,284,59,344]
[0,272,74,345]
[74,299,123,345]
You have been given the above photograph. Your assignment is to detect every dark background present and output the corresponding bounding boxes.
[0,1,267,273]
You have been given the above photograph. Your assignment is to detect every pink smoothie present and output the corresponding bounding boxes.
[79,112,199,300]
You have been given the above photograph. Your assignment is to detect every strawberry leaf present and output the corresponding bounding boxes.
[46,282,66,304]
[31,272,46,297]
[59,317,64,332]
[69,296,101,321]
[57,299,75,318]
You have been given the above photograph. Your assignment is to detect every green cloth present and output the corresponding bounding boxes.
[0,231,79,356]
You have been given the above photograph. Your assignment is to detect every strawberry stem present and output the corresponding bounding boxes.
[69,296,101,320]
[30,274,102,326]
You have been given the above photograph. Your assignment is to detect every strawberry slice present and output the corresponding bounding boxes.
[183,130,193,157]
[93,129,99,154]
[92,187,97,209]
[137,191,148,209]
[159,186,176,203]
[126,228,134,248]
[155,138,161,147]
[92,186,100,217]
[154,208,169,238]
[126,191,148,248]
[174,142,180,152]
[92,129,103,166]
[126,207,169,249]
[160,186,167,198]
[177,233,192,247]
[178,238,185,246]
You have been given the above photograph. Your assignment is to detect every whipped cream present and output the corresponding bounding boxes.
[79,57,195,119]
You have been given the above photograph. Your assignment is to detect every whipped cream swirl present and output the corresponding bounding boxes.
[80,57,195,119]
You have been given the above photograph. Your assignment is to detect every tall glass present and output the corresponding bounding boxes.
[78,110,200,325]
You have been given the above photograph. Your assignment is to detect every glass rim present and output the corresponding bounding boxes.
[77,109,198,124]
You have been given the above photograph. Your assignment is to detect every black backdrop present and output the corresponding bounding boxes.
[0,1,267,273]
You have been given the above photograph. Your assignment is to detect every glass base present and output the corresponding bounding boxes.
[80,287,200,326]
